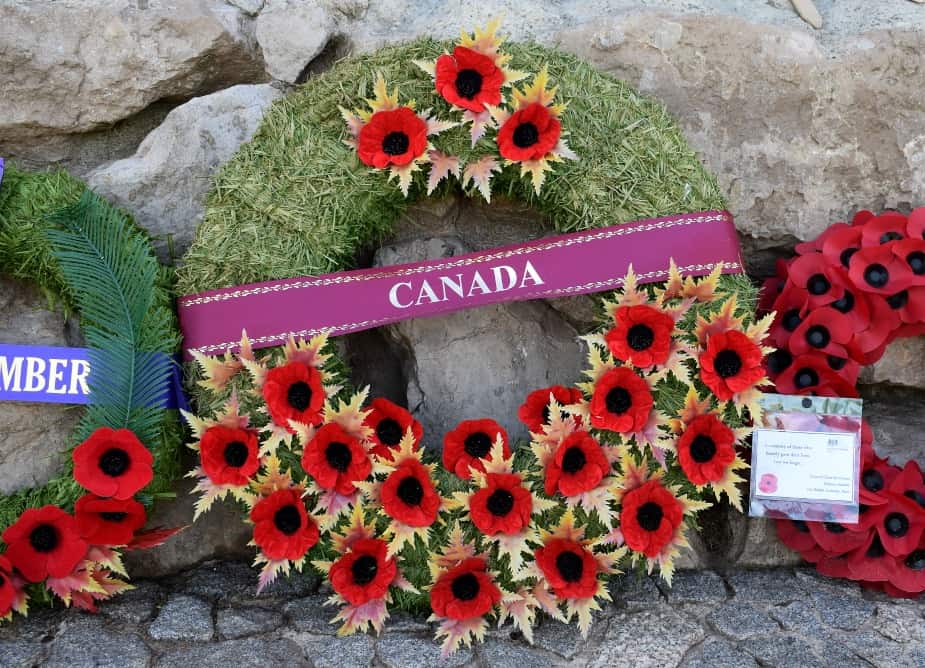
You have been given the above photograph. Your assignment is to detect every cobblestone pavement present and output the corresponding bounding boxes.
[2,561,925,667]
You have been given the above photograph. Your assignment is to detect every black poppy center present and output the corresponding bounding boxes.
[904,490,925,508]
[325,441,352,472]
[885,512,910,538]
[223,441,249,467]
[862,469,884,492]
[382,131,410,156]
[864,263,889,288]
[397,476,424,506]
[451,572,480,601]
[908,251,925,275]
[767,349,793,375]
[376,418,403,447]
[273,504,302,535]
[351,554,379,585]
[714,349,743,379]
[823,522,846,534]
[792,519,810,533]
[100,511,128,522]
[454,68,483,99]
[794,367,819,390]
[880,231,903,244]
[28,524,59,553]
[887,290,908,310]
[831,291,855,314]
[512,122,539,148]
[486,489,515,517]
[905,550,925,571]
[555,551,584,582]
[636,501,664,532]
[840,247,859,268]
[99,448,130,477]
[828,356,847,371]
[627,324,655,351]
[562,446,587,474]
[286,381,313,412]
[605,387,632,415]
[807,273,831,295]
[806,325,830,349]
[867,535,886,558]
[690,434,717,463]
[463,432,492,459]
[782,309,802,332]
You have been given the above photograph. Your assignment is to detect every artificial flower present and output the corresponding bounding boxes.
[72,427,153,500]
[676,414,737,486]
[364,398,422,461]
[848,244,914,296]
[430,556,501,621]
[620,479,684,558]
[2,506,88,582]
[435,46,505,113]
[605,304,676,368]
[329,537,398,606]
[544,431,610,498]
[535,538,599,600]
[0,556,24,619]
[380,458,442,528]
[74,494,146,546]
[588,367,653,433]
[250,488,319,561]
[699,330,765,402]
[442,418,510,479]
[468,472,533,536]
[263,361,325,432]
[199,424,260,486]
[302,422,372,496]
[517,385,583,433]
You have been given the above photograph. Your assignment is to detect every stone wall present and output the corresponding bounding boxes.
[2,0,924,575]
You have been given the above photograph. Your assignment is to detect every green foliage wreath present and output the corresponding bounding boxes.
[0,164,183,530]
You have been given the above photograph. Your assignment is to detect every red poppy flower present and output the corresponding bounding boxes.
[870,495,925,557]
[820,224,863,269]
[496,103,561,162]
[848,245,914,296]
[620,479,683,557]
[773,353,859,397]
[301,423,371,496]
[860,211,908,247]
[846,533,903,583]
[250,489,319,561]
[888,461,925,511]
[893,239,925,287]
[699,330,765,401]
[604,304,675,368]
[199,424,260,486]
[72,427,153,500]
[544,431,610,497]
[907,207,925,240]
[1,506,88,582]
[852,210,877,227]
[364,398,423,461]
[442,419,510,479]
[380,458,441,527]
[357,107,428,169]
[434,46,504,113]
[535,538,599,599]
[469,472,533,536]
[74,494,146,546]
[768,287,809,350]
[806,520,868,555]
[887,547,925,594]
[0,556,18,618]
[589,367,653,433]
[775,518,818,553]
[329,537,397,606]
[430,557,501,620]
[263,362,325,432]
[518,385,583,433]
[676,414,736,485]
[789,307,858,360]
[881,286,925,325]
[786,254,847,307]
[859,455,900,509]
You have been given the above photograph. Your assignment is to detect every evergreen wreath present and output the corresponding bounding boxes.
[178,23,766,654]
[0,164,184,620]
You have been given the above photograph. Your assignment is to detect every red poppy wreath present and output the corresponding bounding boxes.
[761,206,925,597]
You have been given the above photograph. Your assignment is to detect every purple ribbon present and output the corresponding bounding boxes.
[178,210,744,358]
[0,344,187,410]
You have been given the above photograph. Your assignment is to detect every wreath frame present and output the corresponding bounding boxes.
[0,163,184,531]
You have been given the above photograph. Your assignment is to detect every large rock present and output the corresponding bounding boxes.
[371,233,585,448]
[0,0,264,140]
[88,84,283,255]
[256,0,336,83]
[0,278,82,495]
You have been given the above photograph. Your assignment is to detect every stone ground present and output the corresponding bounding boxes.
[2,561,924,668]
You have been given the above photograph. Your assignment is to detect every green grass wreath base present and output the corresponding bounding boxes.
[176,38,760,614]
[0,163,183,531]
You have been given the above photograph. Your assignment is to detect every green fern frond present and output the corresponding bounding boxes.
[45,191,174,447]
